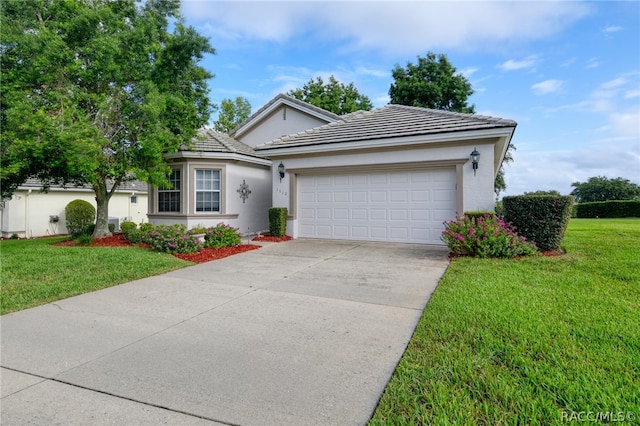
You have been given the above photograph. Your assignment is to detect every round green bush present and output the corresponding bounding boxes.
[65,200,96,237]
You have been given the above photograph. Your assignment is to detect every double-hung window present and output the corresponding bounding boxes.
[158,170,181,212]
[195,169,220,213]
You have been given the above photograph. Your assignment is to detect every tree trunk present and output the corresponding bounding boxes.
[93,180,113,238]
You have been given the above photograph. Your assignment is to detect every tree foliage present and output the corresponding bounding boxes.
[570,176,640,203]
[389,52,475,113]
[288,75,373,115]
[214,97,251,133]
[1,0,214,236]
[389,52,519,194]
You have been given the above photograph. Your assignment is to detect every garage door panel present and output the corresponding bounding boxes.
[298,169,455,244]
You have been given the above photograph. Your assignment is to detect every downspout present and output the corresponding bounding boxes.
[25,189,32,238]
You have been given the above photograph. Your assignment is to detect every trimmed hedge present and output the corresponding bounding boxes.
[64,200,96,237]
[464,210,496,221]
[502,195,574,251]
[574,200,640,218]
[268,207,288,237]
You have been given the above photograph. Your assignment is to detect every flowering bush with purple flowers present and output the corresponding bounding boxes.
[204,223,241,249]
[441,213,537,258]
[144,224,203,254]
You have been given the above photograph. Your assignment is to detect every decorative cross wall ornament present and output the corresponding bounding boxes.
[237,179,252,203]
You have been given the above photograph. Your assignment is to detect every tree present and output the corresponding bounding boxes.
[1,0,215,237]
[389,52,516,194]
[288,75,373,115]
[389,52,475,113]
[570,176,640,203]
[214,97,251,133]
[524,190,562,196]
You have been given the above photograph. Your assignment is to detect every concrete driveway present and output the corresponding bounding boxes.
[1,239,449,426]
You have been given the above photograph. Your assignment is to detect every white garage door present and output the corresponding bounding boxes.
[298,168,457,245]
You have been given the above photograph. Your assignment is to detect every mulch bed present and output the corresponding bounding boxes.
[252,235,292,242]
[52,233,261,264]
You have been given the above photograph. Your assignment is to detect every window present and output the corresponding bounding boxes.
[196,169,220,212]
[158,170,180,212]
[130,195,137,204]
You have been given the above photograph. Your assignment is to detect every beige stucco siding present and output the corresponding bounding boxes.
[1,189,147,238]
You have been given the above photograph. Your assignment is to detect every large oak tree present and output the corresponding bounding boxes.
[389,52,513,194]
[214,97,251,133]
[288,75,373,115]
[1,0,215,236]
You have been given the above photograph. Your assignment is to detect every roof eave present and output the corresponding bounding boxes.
[164,151,272,166]
[256,127,516,157]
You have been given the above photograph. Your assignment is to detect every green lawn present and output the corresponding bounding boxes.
[1,237,191,315]
[370,219,640,425]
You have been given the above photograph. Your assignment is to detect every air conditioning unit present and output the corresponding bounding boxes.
[108,217,120,232]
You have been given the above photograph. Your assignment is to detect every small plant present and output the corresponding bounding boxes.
[120,221,137,237]
[139,222,155,233]
[65,199,96,237]
[145,224,203,254]
[442,213,537,258]
[188,225,209,235]
[74,234,94,246]
[9,233,19,240]
[204,223,241,249]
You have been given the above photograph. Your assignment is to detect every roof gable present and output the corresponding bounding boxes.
[230,93,340,141]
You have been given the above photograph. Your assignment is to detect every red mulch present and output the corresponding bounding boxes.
[52,233,260,263]
[172,244,260,263]
[252,235,292,242]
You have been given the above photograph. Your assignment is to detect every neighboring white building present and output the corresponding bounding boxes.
[0,179,148,238]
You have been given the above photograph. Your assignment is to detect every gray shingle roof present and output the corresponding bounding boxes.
[230,93,340,137]
[255,104,517,150]
[180,128,265,158]
[19,178,148,193]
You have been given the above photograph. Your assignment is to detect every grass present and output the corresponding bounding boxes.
[1,236,191,315]
[370,219,640,425]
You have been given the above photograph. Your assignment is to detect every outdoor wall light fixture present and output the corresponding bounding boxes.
[470,148,480,176]
[278,162,285,181]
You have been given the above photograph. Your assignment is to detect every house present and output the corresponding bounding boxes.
[0,179,148,238]
[151,94,516,245]
[146,94,340,234]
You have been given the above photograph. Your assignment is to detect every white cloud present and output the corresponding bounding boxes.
[498,55,539,72]
[503,142,640,196]
[181,1,591,55]
[531,79,564,95]
[625,90,640,99]
[586,57,600,68]
[459,67,479,78]
[603,25,623,33]
[609,109,640,139]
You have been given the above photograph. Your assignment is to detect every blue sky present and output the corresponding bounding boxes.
[179,1,640,197]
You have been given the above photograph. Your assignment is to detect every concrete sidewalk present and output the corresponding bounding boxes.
[1,239,449,425]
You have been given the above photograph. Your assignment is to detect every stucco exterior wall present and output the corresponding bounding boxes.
[1,189,148,238]
[236,106,330,147]
[268,139,500,237]
[148,160,272,235]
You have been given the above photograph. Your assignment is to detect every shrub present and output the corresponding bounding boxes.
[204,223,241,248]
[139,222,154,233]
[464,210,496,221]
[74,234,94,246]
[441,213,537,258]
[120,221,137,238]
[65,200,96,237]
[145,224,203,254]
[188,225,210,235]
[268,207,288,237]
[574,200,640,218]
[502,195,573,251]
